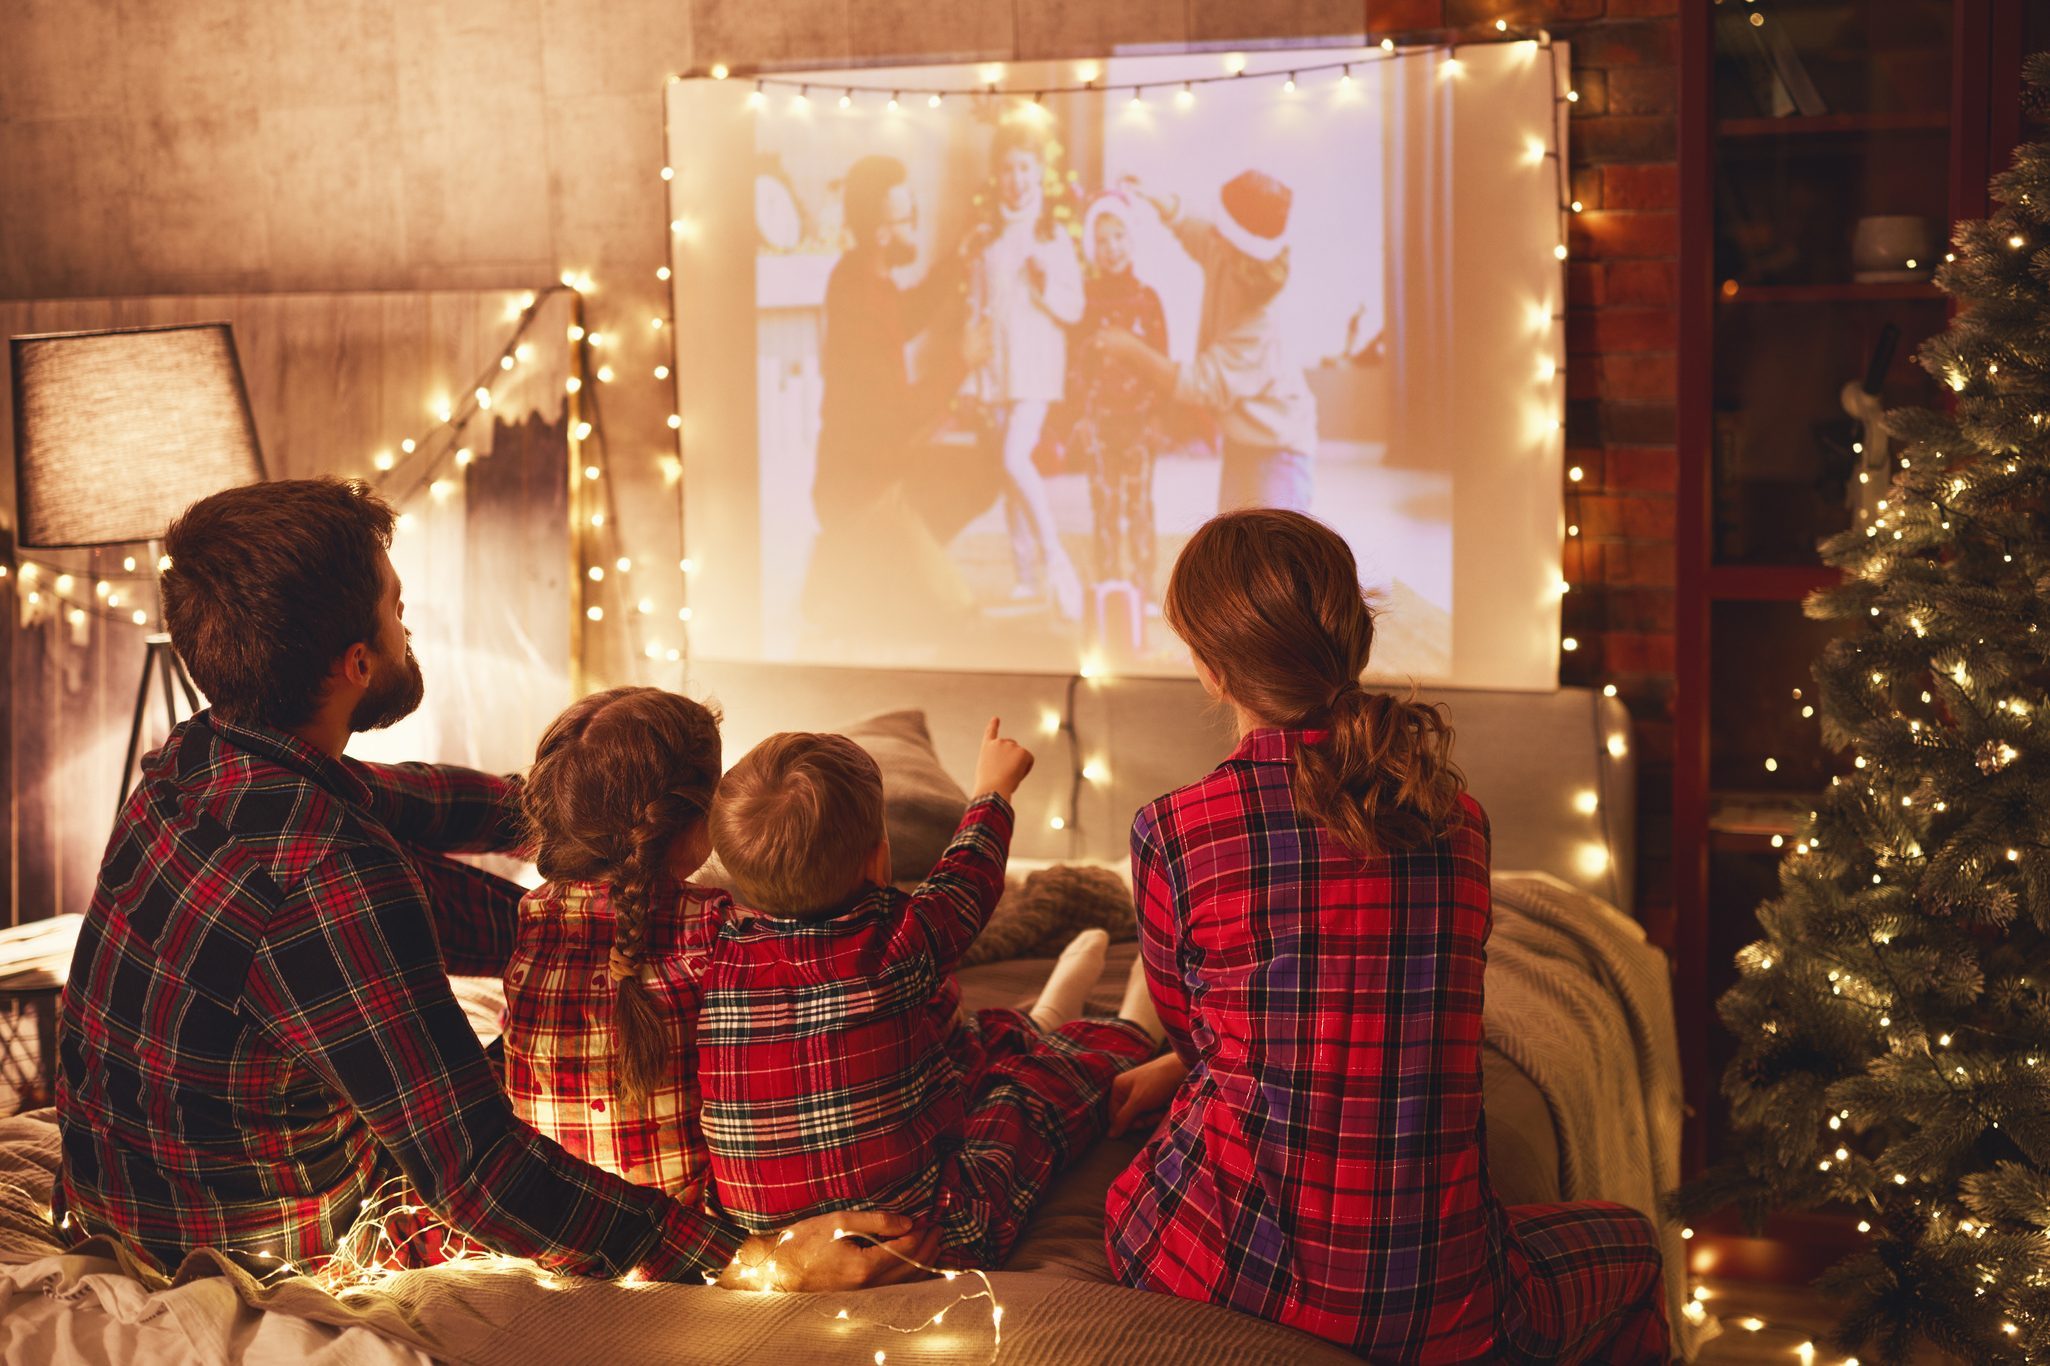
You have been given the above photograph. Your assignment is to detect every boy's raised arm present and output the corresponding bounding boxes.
[900,718,1031,973]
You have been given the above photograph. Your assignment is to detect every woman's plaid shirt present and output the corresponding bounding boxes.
[55,713,743,1280]
[1104,729,1517,1357]
[504,880,726,1203]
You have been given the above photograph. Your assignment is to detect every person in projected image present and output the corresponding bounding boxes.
[811,154,971,530]
[1068,191,1170,653]
[964,119,1087,621]
[1096,170,1319,514]
[802,155,982,651]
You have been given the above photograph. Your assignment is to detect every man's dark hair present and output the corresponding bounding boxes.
[842,154,909,242]
[161,477,395,729]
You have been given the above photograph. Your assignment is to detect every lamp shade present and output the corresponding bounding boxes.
[10,322,265,549]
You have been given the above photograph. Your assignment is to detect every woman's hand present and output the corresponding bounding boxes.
[717,1210,941,1292]
[1108,1053,1190,1137]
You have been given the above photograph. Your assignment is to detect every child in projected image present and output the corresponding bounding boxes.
[966,120,1087,621]
[502,688,729,1204]
[1098,170,1319,513]
[1073,192,1170,612]
[699,721,1162,1268]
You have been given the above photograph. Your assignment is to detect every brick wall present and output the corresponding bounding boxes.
[1374,0,1681,933]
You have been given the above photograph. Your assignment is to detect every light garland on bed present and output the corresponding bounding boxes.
[199,1181,1012,1360]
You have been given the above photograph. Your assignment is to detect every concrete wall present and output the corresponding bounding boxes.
[0,0,1680,922]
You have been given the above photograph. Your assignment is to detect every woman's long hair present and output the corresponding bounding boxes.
[521,687,722,1112]
[1162,509,1465,858]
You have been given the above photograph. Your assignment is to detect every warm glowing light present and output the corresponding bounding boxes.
[584,465,601,481]
[668,414,683,429]
[1764,757,1778,773]
[1601,683,1615,697]
[373,450,395,472]
[1049,815,1066,830]
[1572,790,1598,815]
[1082,759,1109,784]
[1553,243,1568,261]
[587,566,604,582]
[655,365,671,380]
[1606,733,1628,758]
[1567,465,1583,482]
[710,63,729,80]
[456,448,473,466]
[1575,842,1610,877]
[586,605,604,621]
[1560,636,1578,652]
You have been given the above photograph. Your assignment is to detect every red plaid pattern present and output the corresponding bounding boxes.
[56,713,744,1281]
[504,881,726,1202]
[1105,729,1669,1361]
[700,795,1151,1266]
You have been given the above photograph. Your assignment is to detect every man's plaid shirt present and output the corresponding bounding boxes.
[698,794,1013,1232]
[55,712,744,1280]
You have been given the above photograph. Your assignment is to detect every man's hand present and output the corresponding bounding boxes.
[1108,1053,1190,1138]
[971,717,1034,800]
[717,1210,941,1292]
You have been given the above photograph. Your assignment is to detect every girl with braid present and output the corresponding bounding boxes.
[502,687,730,1202]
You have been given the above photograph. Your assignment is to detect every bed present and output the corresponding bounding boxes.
[0,675,1700,1362]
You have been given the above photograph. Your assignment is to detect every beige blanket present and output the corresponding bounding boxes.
[0,1110,1351,1365]
[1487,872,1705,1359]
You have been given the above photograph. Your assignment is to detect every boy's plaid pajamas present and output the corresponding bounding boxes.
[56,713,743,1282]
[503,880,726,1203]
[1104,729,1669,1362]
[700,794,1152,1267]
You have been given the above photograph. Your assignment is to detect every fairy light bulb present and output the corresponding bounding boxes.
[748,81,765,108]
[839,91,852,109]
[710,63,729,80]
[927,91,942,108]
[1283,73,1297,93]
[1176,82,1195,108]
[887,92,900,112]
[1128,89,1144,110]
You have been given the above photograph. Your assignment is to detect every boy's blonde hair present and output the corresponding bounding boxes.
[711,732,886,916]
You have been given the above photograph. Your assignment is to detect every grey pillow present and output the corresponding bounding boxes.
[836,709,970,885]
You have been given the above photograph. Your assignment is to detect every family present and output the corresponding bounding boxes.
[53,476,1670,1362]
[808,113,1318,642]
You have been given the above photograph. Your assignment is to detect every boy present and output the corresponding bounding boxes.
[702,720,1159,1267]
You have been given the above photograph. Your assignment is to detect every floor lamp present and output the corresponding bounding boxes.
[10,323,266,812]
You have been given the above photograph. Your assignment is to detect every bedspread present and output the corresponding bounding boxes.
[1485,871,1706,1359]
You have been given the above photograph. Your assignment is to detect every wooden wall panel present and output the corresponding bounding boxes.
[0,290,573,925]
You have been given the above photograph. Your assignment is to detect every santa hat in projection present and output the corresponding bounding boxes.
[1215,169,1293,263]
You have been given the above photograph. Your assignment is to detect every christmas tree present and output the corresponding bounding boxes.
[1674,56,2050,1366]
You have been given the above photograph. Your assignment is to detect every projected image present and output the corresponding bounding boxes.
[670,48,1563,684]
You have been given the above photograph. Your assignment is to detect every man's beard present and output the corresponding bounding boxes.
[349,643,424,732]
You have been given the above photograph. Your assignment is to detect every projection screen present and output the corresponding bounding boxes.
[666,42,1568,688]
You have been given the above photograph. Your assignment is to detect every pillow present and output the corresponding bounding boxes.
[835,709,970,886]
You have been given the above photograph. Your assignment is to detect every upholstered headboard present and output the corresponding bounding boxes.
[687,662,1637,911]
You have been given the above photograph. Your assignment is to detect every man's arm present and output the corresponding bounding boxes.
[246,845,744,1281]
[347,760,525,857]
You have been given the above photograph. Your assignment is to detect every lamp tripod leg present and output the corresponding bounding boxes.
[117,641,157,819]
[158,641,179,733]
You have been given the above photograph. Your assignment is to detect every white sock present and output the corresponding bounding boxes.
[1118,956,1165,1046]
[1029,929,1110,1033]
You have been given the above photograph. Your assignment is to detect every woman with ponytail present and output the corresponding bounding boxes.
[1103,510,1670,1362]
[502,687,730,1202]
